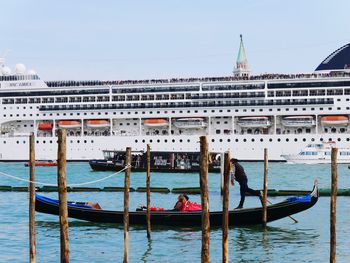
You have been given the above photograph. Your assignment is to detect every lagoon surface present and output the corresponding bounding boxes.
[0,162,349,262]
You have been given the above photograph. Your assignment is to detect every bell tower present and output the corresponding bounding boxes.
[233,34,250,77]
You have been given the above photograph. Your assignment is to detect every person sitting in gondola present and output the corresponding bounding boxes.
[173,194,202,211]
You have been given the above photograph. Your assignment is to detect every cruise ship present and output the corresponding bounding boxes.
[1,36,350,161]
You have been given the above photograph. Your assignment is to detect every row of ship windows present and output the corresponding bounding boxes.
[4,137,350,145]
[2,87,350,104]
[0,97,341,111]
[3,106,349,118]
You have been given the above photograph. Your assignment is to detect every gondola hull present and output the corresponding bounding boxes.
[35,183,318,226]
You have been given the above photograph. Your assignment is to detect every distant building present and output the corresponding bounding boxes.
[233,34,250,77]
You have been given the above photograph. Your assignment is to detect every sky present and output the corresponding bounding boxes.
[1,0,349,80]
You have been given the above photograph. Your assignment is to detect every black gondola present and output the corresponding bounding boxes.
[35,182,318,227]
[89,150,221,173]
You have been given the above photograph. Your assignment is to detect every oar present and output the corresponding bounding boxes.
[266,199,298,223]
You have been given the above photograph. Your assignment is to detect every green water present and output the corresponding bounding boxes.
[0,162,349,262]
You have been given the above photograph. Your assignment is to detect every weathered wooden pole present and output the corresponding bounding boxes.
[222,151,230,263]
[262,148,268,227]
[29,133,36,263]
[146,144,151,239]
[57,129,69,263]
[123,147,131,263]
[220,152,225,196]
[330,147,338,263]
[200,136,210,263]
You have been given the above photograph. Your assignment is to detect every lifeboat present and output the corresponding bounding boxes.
[144,119,169,127]
[282,116,316,127]
[320,116,349,126]
[57,120,81,129]
[237,117,271,128]
[173,118,207,129]
[38,122,53,131]
[86,120,110,128]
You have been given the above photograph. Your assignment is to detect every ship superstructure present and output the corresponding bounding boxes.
[1,39,350,161]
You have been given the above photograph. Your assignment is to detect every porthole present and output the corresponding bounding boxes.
[142,139,145,143]
[260,139,264,142]
[211,139,215,142]
[269,138,272,142]
[135,140,138,143]
[187,139,190,143]
[337,138,341,142]
[251,139,255,142]
[180,139,183,143]
[286,138,289,142]
[157,139,160,143]
[346,138,350,142]
[227,139,231,142]
[303,138,306,142]
[311,138,315,141]
[219,139,223,142]
[235,139,239,142]
[172,139,175,143]
[243,139,247,142]
[294,138,298,142]
[277,138,281,142]
[150,140,153,143]
[320,138,324,142]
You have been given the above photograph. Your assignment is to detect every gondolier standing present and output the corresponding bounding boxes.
[230,158,262,209]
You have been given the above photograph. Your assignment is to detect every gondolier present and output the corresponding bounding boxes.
[230,158,262,209]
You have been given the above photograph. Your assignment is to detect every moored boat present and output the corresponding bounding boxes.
[35,181,318,226]
[89,150,221,173]
[320,116,349,126]
[24,160,57,167]
[281,141,350,164]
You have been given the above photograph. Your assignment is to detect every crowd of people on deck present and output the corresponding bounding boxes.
[46,71,350,88]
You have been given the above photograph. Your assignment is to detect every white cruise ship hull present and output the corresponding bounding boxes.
[2,134,350,161]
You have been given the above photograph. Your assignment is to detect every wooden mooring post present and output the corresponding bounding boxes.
[57,129,69,263]
[199,136,210,263]
[146,144,151,239]
[29,133,36,263]
[330,147,338,263]
[262,148,268,227]
[222,151,230,263]
[123,147,131,263]
[220,152,225,196]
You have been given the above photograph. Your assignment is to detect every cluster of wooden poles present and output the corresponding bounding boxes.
[28,132,338,263]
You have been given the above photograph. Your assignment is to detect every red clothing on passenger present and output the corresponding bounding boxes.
[180,201,202,211]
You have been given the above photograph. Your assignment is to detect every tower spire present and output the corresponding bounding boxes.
[233,34,250,77]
